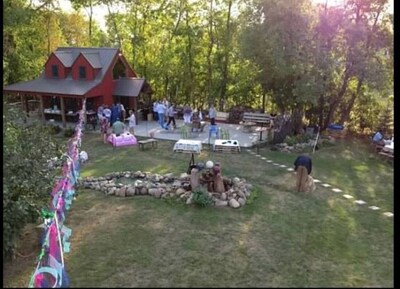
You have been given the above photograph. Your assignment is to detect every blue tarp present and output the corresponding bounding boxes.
[327,124,344,130]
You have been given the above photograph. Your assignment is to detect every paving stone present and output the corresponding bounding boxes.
[383,212,393,217]
[332,188,342,193]
[279,165,287,168]
[313,179,321,183]
[322,183,331,187]
[261,157,266,160]
[267,160,272,163]
[354,200,366,205]
[273,163,279,166]
[342,194,354,199]
[369,206,380,210]
[287,168,294,171]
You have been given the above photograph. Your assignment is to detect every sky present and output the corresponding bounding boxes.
[57,0,394,32]
[57,0,108,31]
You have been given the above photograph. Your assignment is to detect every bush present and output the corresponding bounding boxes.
[285,134,313,146]
[45,124,62,135]
[192,187,213,208]
[3,105,62,259]
[63,127,75,138]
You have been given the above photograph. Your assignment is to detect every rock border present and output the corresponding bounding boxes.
[77,171,253,209]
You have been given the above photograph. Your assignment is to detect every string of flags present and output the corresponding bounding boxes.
[28,99,86,288]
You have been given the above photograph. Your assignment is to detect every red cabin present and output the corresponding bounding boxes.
[3,47,153,127]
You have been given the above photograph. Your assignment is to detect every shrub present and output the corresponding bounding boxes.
[45,124,62,135]
[3,105,62,259]
[285,134,313,146]
[192,187,213,208]
[64,127,75,138]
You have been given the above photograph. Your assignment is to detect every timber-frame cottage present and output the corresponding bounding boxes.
[3,47,153,127]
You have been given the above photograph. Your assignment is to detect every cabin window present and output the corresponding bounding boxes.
[79,66,86,79]
[113,59,127,79]
[51,65,58,78]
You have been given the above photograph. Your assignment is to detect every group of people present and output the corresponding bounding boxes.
[151,99,218,132]
[97,102,136,143]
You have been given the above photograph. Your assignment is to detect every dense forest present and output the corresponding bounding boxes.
[3,0,393,134]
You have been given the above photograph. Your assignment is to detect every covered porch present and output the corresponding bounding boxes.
[4,92,99,128]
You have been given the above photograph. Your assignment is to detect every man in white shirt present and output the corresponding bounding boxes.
[157,101,167,128]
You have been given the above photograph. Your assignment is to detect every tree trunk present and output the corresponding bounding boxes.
[105,0,122,47]
[185,9,194,103]
[325,66,352,126]
[219,0,232,112]
[207,0,214,105]
[89,3,93,44]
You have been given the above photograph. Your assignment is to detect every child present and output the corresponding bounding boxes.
[126,109,136,135]
[100,116,110,143]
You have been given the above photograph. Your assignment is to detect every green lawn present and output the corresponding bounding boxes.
[3,132,393,287]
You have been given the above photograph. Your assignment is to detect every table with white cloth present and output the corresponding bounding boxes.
[382,141,394,154]
[173,139,202,174]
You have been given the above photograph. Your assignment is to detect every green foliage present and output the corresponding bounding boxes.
[284,133,313,146]
[45,124,62,135]
[245,187,259,205]
[3,104,63,259]
[64,127,75,138]
[191,187,213,208]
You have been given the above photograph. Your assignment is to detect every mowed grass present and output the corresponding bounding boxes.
[3,132,393,287]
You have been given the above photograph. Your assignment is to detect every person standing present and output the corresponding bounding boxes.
[112,118,126,136]
[208,104,217,124]
[97,104,104,120]
[198,107,203,121]
[183,104,192,125]
[165,103,177,130]
[294,154,313,193]
[163,98,170,108]
[153,100,159,122]
[102,105,111,123]
[100,116,110,143]
[126,109,136,135]
[157,101,167,128]
[118,101,126,120]
[110,102,121,125]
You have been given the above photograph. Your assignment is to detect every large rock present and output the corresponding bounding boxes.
[220,192,227,200]
[154,189,163,198]
[238,197,246,206]
[237,191,246,199]
[140,187,148,195]
[215,199,228,207]
[126,186,136,196]
[148,188,159,196]
[115,187,127,197]
[175,188,186,196]
[228,198,240,208]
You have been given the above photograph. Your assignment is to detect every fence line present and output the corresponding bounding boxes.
[28,99,86,288]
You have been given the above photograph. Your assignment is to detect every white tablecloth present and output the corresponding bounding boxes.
[383,141,394,153]
[173,139,202,154]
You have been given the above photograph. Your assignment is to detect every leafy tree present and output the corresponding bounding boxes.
[3,104,64,259]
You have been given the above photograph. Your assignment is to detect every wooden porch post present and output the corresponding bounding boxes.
[39,95,45,122]
[60,96,66,128]
[83,97,87,124]
[24,95,29,114]
[133,92,141,115]
[20,94,25,111]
